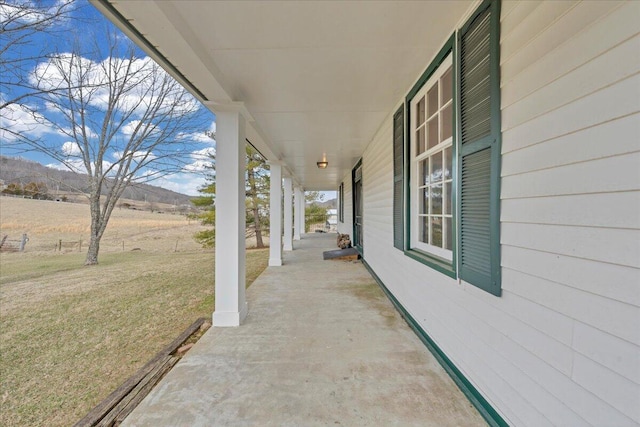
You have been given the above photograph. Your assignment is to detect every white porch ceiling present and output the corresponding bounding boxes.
[94,1,473,190]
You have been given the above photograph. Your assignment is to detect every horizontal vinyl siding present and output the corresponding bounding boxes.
[357,1,640,426]
[500,0,640,425]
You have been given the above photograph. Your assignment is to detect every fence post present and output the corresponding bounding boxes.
[19,234,28,252]
[58,239,62,252]
[79,240,82,252]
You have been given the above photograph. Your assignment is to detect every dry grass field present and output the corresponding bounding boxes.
[0,196,208,254]
[0,197,269,426]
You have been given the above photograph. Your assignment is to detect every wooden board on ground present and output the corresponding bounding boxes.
[323,247,360,261]
[74,317,207,427]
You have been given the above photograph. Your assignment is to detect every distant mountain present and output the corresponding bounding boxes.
[0,156,193,206]
[317,198,337,209]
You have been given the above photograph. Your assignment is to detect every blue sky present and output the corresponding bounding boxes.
[0,0,216,195]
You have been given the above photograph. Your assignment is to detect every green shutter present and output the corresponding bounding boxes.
[458,0,501,296]
[393,105,404,250]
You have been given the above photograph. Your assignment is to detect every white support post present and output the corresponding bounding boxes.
[268,163,283,266]
[212,108,247,327]
[301,190,306,236]
[283,177,293,251]
[293,186,302,241]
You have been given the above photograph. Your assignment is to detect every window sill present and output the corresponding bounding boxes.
[404,248,456,279]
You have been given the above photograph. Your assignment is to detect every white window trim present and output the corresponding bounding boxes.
[409,54,453,261]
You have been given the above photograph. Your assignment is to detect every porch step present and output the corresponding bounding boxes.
[322,247,360,261]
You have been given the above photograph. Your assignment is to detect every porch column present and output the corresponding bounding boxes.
[293,186,302,240]
[283,177,293,251]
[268,162,282,266]
[212,107,247,327]
[301,190,306,235]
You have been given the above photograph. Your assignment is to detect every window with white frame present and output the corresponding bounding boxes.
[396,0,502,295]
[409,55,453,261]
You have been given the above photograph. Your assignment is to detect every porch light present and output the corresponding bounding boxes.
[317,161,328,169]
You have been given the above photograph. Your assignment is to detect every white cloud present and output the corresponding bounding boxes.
[30,54,201,117]
[121,120,141,137]
[148,173,208,196]
[0,101,59,142]
[46,159,84,173]
[61,141,81,156]
[46,159,112,174]
[182,147,215,172]
[191,147,216,159]
[0,0,73,27]
[112,150,156,162]
[176,121,216,144]
[183,160,212,173]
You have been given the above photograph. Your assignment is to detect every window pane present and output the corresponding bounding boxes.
[421,187,429,214]
[444,217,452,250]
[441,103,452,142]
[431,152,443,183]
[427,117,438,150]
[416,127,425,155]
[445,182,452,214]
[431,217,443,248]
[431,183,442,215]
[420,216,429,244]
[421,159,429,185]
[417,97,425,126]
[444,147,452,180]
[441,67,453,104]
[427,82,439,117]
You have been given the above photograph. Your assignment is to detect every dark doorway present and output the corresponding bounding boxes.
[352,160,363,253]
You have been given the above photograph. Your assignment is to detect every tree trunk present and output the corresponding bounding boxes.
[247,166,264,248]
[85,194,102,265]
[85,235,100,265]
[253,204,263,248]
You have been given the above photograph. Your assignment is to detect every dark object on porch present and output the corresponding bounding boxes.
[323,247,360,261]
[74,317,208,427]
[337,233,351,249]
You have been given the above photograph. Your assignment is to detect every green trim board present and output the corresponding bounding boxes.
[361,259,509,427]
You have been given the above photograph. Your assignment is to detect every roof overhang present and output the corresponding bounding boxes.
[91,0,475,190]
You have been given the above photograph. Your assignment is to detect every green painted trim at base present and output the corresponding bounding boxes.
[361,258,509,427]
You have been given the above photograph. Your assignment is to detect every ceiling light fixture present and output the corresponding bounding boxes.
[316,161,328,169]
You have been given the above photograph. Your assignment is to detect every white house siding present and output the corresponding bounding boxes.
[342,1,640,426]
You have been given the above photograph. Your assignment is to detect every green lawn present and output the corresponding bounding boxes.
[0,248,269,427]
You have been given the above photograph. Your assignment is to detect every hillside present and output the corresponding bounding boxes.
[317,198,337,209]
[0,156,193,206]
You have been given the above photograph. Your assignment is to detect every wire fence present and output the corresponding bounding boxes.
[305,214,337,233]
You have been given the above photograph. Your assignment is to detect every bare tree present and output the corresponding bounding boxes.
[246,145,269,248]
[0,0,76,129]
[25,31,207,265]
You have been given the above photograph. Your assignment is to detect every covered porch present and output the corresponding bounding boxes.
[121,233,484,426]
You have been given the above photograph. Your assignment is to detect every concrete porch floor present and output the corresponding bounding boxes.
[122,233,485,426]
